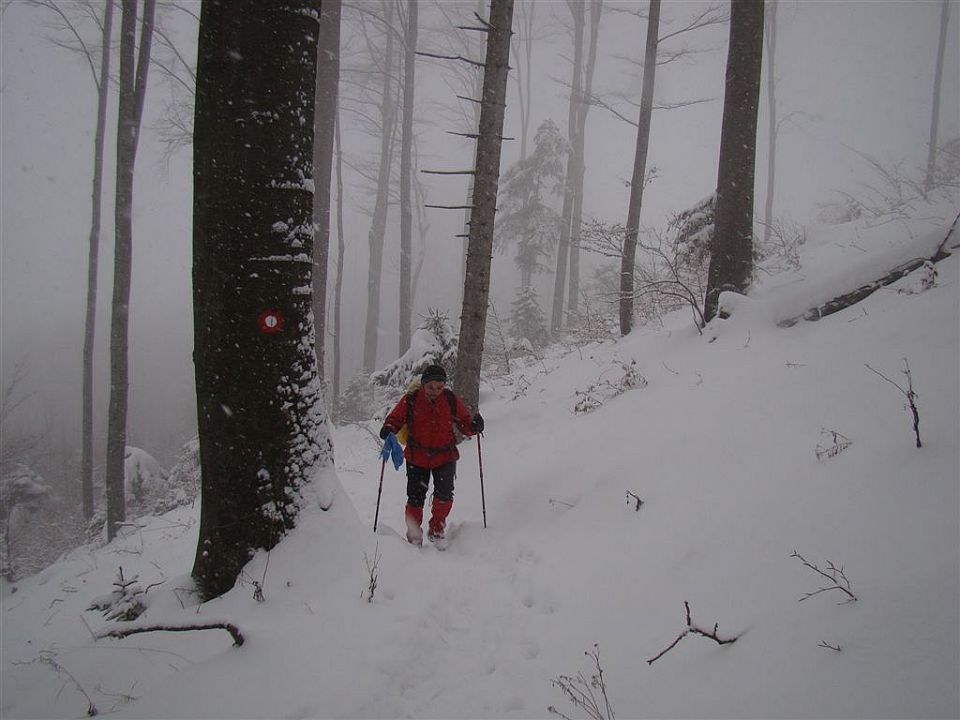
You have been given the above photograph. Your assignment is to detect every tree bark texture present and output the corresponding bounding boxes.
[924,0,949,195]
[454,0,514,412]
[362,3,397,373]
[704,0,764,323]
[566,0,602,318]
[619,0,660,336]
[332,112,345,418]
[192,0,332,600]
[550,0,584,333]
[762,0,777,246]
[399,0,419,355]
[312,0,341,384]
[82,0,114,520]
[106,0,154,540]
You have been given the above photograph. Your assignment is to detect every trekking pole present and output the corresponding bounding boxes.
[477,433,487,529]
[373,456,386,533]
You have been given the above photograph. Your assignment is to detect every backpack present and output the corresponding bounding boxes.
[396,386,458,449]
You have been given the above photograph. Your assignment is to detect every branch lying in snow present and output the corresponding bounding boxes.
[791,551,858,604]
[647,602,739,665]
[95,620,244,646]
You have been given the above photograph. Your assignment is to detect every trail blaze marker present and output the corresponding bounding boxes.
[257,309,285,334]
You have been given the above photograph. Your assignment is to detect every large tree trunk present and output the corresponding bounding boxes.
[762,0,777,247]
[566,0,602,318]
[399,0,418,356]
[454,0,514,412]
[312,0,341,384]
[619,0,660,336]
[550,0,585,334]
[332,111,345,419]
[105,0,155,541]
[82,0,114,521]
[361,4,397,373]
[191,0,332,601]
[924,0,950,195]
[704,0,764,323]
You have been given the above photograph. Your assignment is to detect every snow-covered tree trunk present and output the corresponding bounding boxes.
[312,0,341,384]
[704,0,764,323]
[455,0,514,412]
[82,0,114,521]
[105,0,155,541]
[191,0,333,601]
[619,0,660,336]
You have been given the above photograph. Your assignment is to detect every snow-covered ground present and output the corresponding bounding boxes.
[2,204,958,719]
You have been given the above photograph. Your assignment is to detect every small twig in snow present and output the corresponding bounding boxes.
[791,550,858,604]
[647,601,738,665]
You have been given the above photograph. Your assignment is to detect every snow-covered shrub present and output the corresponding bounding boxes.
[150,437,200,515]
[87,566,149,621]
[124,447,167,511]
[1,463,51,580]
[339,372,376,424]
[371,308,458,392]
[510,285,549,350]
[756,216,805,273]
[572,360,647,415]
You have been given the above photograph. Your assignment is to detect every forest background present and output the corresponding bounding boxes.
[0,0,957,574]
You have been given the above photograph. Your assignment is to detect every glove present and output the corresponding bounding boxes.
[471,413,484,434]
[379,425,390,440]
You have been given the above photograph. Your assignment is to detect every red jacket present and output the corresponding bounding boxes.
[383,389,474,468]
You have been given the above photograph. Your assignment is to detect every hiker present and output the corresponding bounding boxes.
[379,364,484,545]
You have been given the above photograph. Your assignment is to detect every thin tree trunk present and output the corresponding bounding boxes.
[82,0,114,521]
[619,0,660,336]
[191,0,330,600]
[332,111,345,419]
[454,0,514,411]
[762,0,777,246]
[399,0,418,355]
[566,0,602,318]
[550,0,585,334]
[512,0,535,162]
[362,4,396,373]
[924,0,950,195]
[105,0,155,541]
[312,0,341,384]
[704,0,764,323]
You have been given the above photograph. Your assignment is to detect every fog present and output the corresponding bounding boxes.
[1,0,957,468]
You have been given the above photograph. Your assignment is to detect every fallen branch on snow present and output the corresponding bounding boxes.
[791,550,858,604]
[95,620,244,646]
[647,601,738,665]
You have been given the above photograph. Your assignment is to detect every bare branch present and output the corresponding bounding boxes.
[96,620,245,646]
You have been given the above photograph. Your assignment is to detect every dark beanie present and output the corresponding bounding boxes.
[420,364,447,384]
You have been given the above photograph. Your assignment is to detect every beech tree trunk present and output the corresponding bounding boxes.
[82,0,114,520]
[566,0,602,318]
[550,0,585,334]
[924,0,950,195]
[704,0,764,323]
[762,0,777,246]
[105,0,154,541]
[312,0,341,383]
[332,111,345,418]
[192,0,332,600]
[619,0,660,336]
[454,0,514,412]
[399,0,418,355]
[361,3,397,373]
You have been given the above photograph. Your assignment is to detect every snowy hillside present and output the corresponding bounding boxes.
[2,207,958,719]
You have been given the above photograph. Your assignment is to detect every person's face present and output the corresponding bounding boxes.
[423,379,445,400]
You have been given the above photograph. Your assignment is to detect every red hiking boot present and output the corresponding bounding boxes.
[428,498,453,545]
[404,504,424,546]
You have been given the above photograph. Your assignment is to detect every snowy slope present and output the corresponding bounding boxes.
[2,206,958,719]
